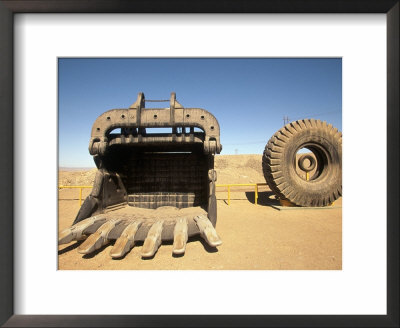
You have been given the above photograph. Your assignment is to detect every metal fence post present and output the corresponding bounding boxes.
[79,187,83,206]
[255,184,258,205]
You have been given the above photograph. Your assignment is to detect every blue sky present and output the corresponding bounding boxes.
[59,58,342,167]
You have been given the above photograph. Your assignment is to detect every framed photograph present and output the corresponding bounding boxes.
[1,1,398,327]
[56,57,343,271]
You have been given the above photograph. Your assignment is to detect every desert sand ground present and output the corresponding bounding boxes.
[58,155,342,270]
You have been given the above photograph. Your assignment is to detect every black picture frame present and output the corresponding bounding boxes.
[0,1,398,327]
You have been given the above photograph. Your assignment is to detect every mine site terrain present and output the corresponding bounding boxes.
[58,154,342,270]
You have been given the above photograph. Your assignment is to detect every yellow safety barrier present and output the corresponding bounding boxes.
[58,185,93,206]
[59,183,269,206]
[216,183,268,205]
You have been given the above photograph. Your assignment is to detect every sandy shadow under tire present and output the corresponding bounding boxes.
[245,191,280,207]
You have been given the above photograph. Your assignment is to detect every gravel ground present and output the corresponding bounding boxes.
[58,179,342,270]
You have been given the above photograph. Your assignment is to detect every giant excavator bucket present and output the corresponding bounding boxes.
[59,93,222,258]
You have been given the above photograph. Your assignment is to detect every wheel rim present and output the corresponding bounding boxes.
[294,143,331,182]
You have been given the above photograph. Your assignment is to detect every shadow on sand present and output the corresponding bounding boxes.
[245,191,280,207]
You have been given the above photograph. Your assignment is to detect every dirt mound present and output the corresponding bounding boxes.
[58,154,318,187]
[215,154,264,184]
[58,168,97,186]
[59,155,265,186]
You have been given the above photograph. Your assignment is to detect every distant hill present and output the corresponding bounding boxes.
[59,167,95,171]
[58,154,312,186]
[58,155,265,186]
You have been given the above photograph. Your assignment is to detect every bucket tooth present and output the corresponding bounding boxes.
[78,219,122,254]
[194,215,222,247]
[58,215,107,245]
[141,220,163,258]
[173,217,188,255]
[110,220,142,258]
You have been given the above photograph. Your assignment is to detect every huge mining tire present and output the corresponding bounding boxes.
[262,119,342,207]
